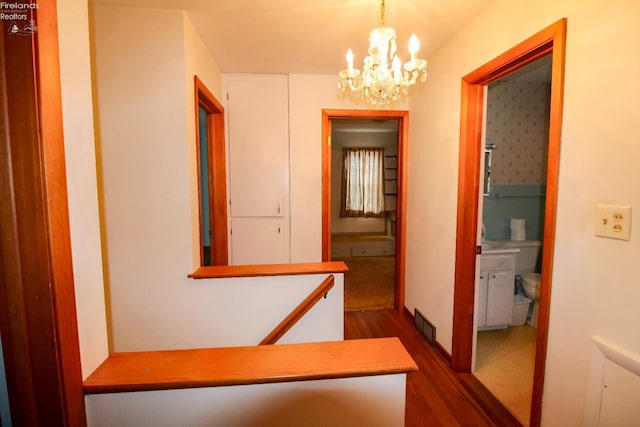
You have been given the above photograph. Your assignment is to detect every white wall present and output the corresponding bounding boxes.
[91,4,191,351]
[89,6,409,345]
[183,13,223,270]
[91,7,347,351]
[86,374,406,427]
[57,0,109,379]
[288,74,407,262]
[404,0,640,424]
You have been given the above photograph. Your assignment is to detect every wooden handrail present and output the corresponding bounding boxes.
[188,261,347,279]
[84,337,417,394]
[259,275,335,345]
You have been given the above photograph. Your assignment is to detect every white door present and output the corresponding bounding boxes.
[227,76,288,218]
[477,272,488,328]
[225,75,290,265]
[486,271,513,326]
[230,218,286,265]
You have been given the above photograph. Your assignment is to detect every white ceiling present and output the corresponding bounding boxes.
[89,0,497,74]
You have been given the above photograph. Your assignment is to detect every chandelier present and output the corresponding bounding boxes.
[338,0,427,105]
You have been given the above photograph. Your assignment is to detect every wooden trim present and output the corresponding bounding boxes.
[530,19,567,427]
[403,306,414,322]
[0,2,86,425]
[463,25,562,85]
[403,307,452,367]
[451,80,484,372]
[189,261,348,279]
[194,78,206,264]
[84,337,417,394]
[434,341,453,367]
[321,109,409,311]
[36,2,86,424]
[0,14,41,425]
[451,19,566,427]
[321,110,332,262]
[260,275,335,345]
[395,112,409,312]
[194,76,228,266]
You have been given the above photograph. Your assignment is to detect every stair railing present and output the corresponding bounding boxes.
[259,274,335,345]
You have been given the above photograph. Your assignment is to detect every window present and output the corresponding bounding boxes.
[340,147,386,217]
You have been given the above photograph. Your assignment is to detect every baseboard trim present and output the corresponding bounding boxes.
[403,306,414,322]
[434,341,452,367]
[404,306,452,367]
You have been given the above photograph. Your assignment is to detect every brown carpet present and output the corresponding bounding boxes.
[339,256,395,311]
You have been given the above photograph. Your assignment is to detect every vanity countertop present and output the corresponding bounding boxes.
[481,240,520,255]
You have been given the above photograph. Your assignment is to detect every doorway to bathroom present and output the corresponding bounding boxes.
[450,19,566,427]
[474,55,552,425]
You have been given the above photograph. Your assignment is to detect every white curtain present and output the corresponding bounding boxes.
[341,147,386,217]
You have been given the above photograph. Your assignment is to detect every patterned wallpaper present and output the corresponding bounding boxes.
[486,81,551,185]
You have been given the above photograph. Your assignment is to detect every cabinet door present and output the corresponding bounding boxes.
[230,218,286,265]
[486,271,514,326]
[477,272,488,328]
[227,76,288,218]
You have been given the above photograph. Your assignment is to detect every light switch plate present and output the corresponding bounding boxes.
[595,204,632,240]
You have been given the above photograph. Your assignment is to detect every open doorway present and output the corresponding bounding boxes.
[322,109,409,312]
[330,119,399,311]
[194,76,228,266]
[451,19,566,427]
[473,55,552,425]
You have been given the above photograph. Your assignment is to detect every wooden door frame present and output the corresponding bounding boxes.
[194,76,228,266]
[451,19,566,427]
[0,1,86,425]
[322,109,409,312]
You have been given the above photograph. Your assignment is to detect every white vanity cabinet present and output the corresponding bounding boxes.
[477,253,516,330]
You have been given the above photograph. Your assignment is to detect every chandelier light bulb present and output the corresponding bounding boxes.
[392,55,402,82]
[408,34,420,61]
[370,29,381,51]
[346,48,354,72]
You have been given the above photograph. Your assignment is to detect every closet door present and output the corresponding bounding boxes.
[230,218,286,265]
[227,75,288,218]
[225,75,289,265]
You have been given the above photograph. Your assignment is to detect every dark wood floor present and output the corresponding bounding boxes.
[344,310,523,427]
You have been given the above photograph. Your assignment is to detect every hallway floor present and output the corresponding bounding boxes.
[345,310,522,426]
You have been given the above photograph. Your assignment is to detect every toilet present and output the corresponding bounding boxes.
[496,240,542,328]
[522,272,541,327]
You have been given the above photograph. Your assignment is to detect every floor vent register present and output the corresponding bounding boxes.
[414,309,436,347]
